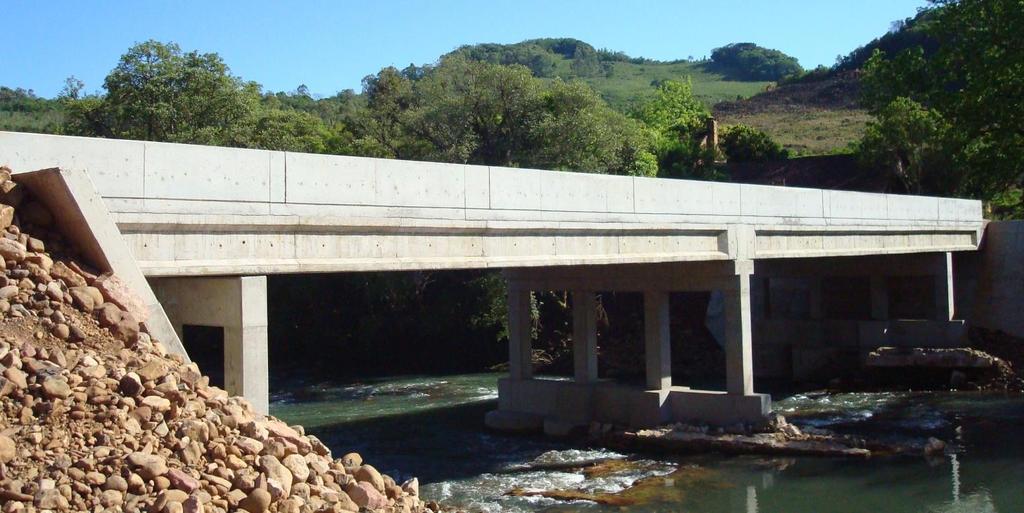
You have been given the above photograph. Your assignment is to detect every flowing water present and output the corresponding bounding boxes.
[271,373,1024,512]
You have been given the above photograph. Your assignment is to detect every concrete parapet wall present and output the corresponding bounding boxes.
[0,131,982,227]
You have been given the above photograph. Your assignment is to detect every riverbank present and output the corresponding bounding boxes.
[0,167,428,513]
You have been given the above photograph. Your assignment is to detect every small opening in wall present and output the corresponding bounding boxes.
[182,325,225,389]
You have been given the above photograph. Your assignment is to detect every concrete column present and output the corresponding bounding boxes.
[935,252,955,321]
[224,277,269,415]
[149,276,269,414]
[643,290,671,391]
[870,275,889,320]
[572,291,598,383]
[723,272,754,395]
[507,287,533,381]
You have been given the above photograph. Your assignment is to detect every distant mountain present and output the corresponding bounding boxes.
[443,38,800,110]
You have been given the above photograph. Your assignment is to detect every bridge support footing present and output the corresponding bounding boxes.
[495,266,771,431]
[150,275,269,414]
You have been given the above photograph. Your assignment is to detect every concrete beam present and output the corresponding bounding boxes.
[572,291,598,384]
[644,290,672,391]
[150,276,269,414]
[507,288,533,381]
[724,271,754,395]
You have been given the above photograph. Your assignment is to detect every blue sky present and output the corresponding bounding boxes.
[4,0,928,98]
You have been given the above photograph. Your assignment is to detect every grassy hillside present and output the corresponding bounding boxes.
[577,61,771,111]
[714,72,868,155]
[714,11,940,156]
[717,107,870,156]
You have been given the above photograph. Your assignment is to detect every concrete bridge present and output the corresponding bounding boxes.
[0,131,985,429]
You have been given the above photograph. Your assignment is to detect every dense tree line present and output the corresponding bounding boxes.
[353,56,657,174]
[0,87,64,133]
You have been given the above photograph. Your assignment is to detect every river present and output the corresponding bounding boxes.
[271,373,1024,512]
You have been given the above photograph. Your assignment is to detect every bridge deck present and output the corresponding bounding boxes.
[1,131,983,276]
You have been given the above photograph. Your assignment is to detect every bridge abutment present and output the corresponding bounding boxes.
[150,275,269,414]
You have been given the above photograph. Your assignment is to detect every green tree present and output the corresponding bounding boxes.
[63,40,261,144]
[634,80,713,178]
[720,125,788,163]
[354,57,656,175]
[709,43,803,81]
[857,97,951,194]
[244,109,333,154]
[534,80,656,175]
[859,0,1024,216]
[61,40,354,154]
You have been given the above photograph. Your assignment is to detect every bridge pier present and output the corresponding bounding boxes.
[150,276,269,414]
[507,288,533,381]
[643,290,671,391]
[724,271,754,396]
[491,263,771,432]
[573,291,599,384]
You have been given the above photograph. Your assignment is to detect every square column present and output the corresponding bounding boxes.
[723,272,754,395]
[572,291,598,383]
[225,276,269,415]
[935,252,955,321]
[150,276,269,414]
[644,290,671,391]
[870,275,889,320]
[507,288,533,380]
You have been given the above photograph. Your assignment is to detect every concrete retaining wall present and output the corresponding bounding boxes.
[967,221,1024,338]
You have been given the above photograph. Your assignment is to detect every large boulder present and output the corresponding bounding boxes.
[127,452,168,480]
[259,455,293,498]
[0,434,15,463]
[0,238,26,262]
[345,481,388,510]
[93,272,149,322]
